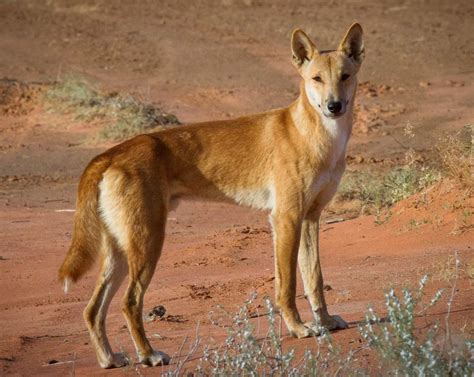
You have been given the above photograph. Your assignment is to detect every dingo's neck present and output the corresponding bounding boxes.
[290,82,354,167]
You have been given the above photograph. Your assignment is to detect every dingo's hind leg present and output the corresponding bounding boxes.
[99,164,170,367]
[84,234,128,369]
[121,204,170,367]
[123,219,170,366]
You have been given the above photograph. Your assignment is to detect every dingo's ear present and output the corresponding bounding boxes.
[338,23,364,65]
[291,29,317,68]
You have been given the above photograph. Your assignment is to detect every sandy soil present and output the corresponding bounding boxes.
[0,0,473,375]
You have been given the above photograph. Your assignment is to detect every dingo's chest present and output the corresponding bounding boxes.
[305,116,351,209]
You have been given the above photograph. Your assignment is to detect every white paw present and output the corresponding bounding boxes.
[141,350,170,367]
[288,321,318,338]
[290,327,312,338]
[305,314,349,334]
[99,352,129,369]
[303,321,324,335]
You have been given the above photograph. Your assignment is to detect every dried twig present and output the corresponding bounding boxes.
[443,251,459,371]
[325,218,345,224]
[69,352,76,377]
[173,321,201,376]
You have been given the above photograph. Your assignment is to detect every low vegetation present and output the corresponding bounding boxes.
[338,165,441,211]
[359,275,471,376]
[336,124,472,216]
[44,76,180,141]
[164,265,473,375]
[436,125,473,192]
[165,293,354,376]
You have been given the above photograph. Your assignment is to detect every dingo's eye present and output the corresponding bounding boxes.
[341,73,350,81]
[313,75,323,83]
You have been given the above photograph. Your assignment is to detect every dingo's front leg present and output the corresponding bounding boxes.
[298,213,348,334]
[271,212,311,338]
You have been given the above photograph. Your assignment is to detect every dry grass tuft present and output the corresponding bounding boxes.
[336,125,471,218]
[436,125,473,191]
[337,165,441,214]
[433,254,474,283]
[44,76,180,141]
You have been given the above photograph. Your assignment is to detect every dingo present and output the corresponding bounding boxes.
[59,23,364,368]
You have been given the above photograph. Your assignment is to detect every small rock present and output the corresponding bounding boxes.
[419,81,431,88]
[240,226,250,234]
[149,305,166,318]
[151,333,167,340]
[144,305,167,322]
[323,284,333,291]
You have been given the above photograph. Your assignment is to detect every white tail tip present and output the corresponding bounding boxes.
[63,278,72,294]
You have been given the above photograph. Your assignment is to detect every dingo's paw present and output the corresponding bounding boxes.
[100,352,129,369]
[303,321,324,335]
[305,314,349,334]
[288,322,314,338]
[141,350,170,367]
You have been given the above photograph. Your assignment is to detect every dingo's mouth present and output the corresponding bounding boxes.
[323,111,346,119]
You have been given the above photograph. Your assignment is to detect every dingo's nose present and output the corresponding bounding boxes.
[327,101,342,114]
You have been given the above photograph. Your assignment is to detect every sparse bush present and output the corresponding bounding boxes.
[338,165,440,210]
[172,274,473,376]
[200,294,297,375]
[338,125,470,214]
[44,77,103,119]
[338,169,386,208]
[436,125,473,191]
[384,165,440,205]
[434,255,474,283]
[189,293,354,376]
[44,76,180,140]
[359,275,472,376]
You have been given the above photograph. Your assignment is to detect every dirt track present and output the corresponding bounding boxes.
[0,1,473,375]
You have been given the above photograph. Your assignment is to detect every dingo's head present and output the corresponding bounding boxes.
[291,23,364,119]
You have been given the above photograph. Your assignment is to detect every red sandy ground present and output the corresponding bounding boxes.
[0,1,473,375]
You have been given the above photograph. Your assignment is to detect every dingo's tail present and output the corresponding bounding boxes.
[58,157,107,293]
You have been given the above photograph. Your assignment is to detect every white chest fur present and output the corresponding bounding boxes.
[320,114,351,169]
